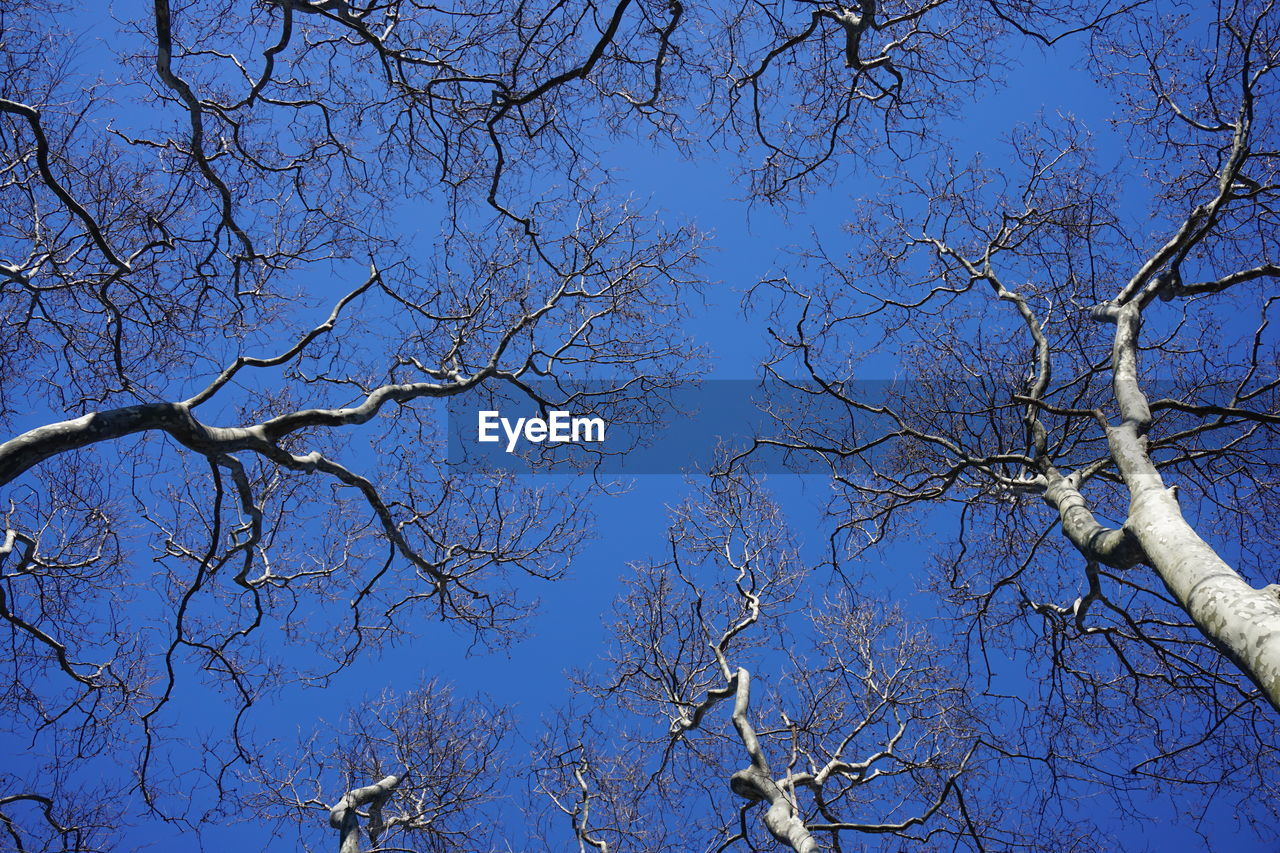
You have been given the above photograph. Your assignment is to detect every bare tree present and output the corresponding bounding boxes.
[746,0,1280,831]
[0,0,699,844]
[6,0,1273,849]
[531,474,1053,852]
[255,679,512,853]
[699,0,1141,202]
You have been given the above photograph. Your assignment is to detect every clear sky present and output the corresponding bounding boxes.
[2,2,1274,851]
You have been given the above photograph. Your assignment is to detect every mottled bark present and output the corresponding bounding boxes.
[329,773,403,853]
[1105,303,1280,711]
[1041,469,1145,569]
[726,668,819,853]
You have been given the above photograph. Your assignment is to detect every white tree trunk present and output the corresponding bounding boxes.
[1107,303,1280,710]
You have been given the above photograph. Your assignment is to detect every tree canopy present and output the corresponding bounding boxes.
[1,0,1277,850]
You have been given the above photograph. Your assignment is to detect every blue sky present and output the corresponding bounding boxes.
[2,2,1275,850]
